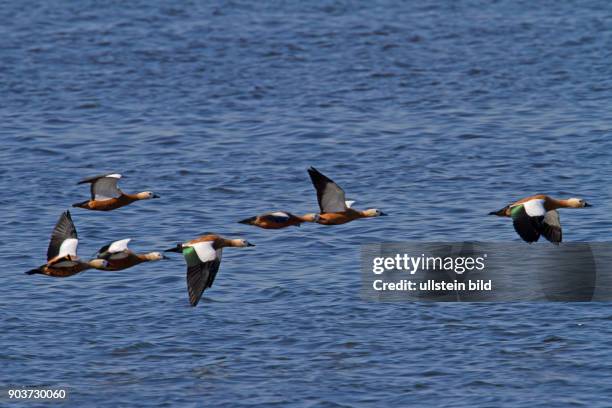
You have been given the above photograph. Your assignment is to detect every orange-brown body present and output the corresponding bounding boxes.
[252,217,302,229]
[317,209,373,225]
[240,213,318,229]
[29,254,99,278]
[187,235,227,249]
[73,194,140,211]
[37,262,91,277]
[492,195,586,217]
[103,253,146,271]
[176,234,253,250]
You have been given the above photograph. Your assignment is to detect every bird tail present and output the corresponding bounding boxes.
[238,216,257,225]
[164,243,183,253]
[72,200,89,208]
[488,206,509,216]
[25,268,41,275]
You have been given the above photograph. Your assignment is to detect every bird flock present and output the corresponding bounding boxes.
[26,167,591,307]
[27,167,386,307]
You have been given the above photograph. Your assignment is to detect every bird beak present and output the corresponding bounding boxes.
[585,202,592,207]
[488,211,496,215]
[162,254,170,260]
[379,212,388,216]
[152,194,160,199]
[247,242,256,247]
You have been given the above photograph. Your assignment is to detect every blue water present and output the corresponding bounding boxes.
[2,1,612,406]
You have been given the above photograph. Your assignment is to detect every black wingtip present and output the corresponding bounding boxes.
[164,244,183,253]
[72,200,89,208]
[97,244,110,255]
[238,216,256,225]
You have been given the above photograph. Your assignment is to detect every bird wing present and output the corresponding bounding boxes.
[206,249,223,288]
[47,211,79,262]
[541,210,562,244]
[96,238,131,258]
[263,212,292,223]
[307,167,347,213]
[108,238,131,253]
[510,202,545,243]
[183,242,222,307]
[78,173,123,200]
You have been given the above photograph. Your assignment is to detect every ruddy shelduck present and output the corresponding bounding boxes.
[72,173,159,211]
[238,211,320,229]
[26,211,108,277]
[489,195,591,244]
[307,167,387,225]
[165,234,255,307]
[95,238,167,271]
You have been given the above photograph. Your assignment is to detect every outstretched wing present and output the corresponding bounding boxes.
[97,238,131,258]
[307,167,347,213]
[78,173,123,200]
[510,200,545,243]
[262,212,292,223]
[183,242,222,307]
[47,211,79,262]
[541,210,562,244]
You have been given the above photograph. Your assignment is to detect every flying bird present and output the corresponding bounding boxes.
[26,211,108,277]
[72,173,159,211]
[489,195,591,244]
[165,234,255,307]
[238,211,320,229]
[95,238,166,271]
[307,167,387,225]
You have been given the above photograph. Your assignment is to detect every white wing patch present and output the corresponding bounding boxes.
[107,173,122,179]
[108,238,131,253]
[190,241,218,263]
[94,194,115,201]
[58,238,78,258]
[522,199,546,217]
[270,212,290,218]
[345,200,355,208]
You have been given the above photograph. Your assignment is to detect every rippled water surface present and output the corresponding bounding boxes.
[2,1,612,406]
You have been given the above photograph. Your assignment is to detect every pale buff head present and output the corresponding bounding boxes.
[301,213,321,223]
[144,252,166,261]
[361,208,388,217]
[229,238,256,248]
[565,198,591,208]
[136,191,160,200]
[88,259,109,269]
